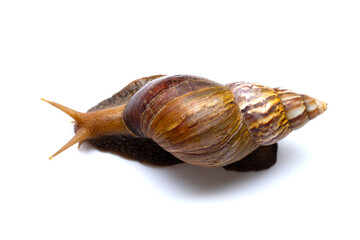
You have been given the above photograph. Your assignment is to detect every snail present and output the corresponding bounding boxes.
[43,74,327,171]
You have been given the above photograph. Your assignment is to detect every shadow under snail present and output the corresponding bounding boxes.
[43,75,327,171]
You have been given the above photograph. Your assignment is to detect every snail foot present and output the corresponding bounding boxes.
[223,143,278,172]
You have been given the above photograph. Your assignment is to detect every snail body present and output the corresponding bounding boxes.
[43,75,327,171]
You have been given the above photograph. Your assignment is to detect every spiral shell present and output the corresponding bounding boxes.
[123,75,327,167]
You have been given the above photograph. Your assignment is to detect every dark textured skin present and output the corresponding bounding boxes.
[89,135,183,166]
[88,75,165,112]
[224,144,278,171]
[83,75,278,171]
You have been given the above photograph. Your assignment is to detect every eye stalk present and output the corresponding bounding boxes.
[42,98,131,159]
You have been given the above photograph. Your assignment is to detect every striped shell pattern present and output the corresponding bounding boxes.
[123,75,327,167]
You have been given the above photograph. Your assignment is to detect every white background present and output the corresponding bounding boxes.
[1,0,359,239]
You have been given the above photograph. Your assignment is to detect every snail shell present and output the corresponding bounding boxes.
[43,75,327,170]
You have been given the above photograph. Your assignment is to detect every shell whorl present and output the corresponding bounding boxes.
[275,88,327,130]
[123,75,257,167]
[123,75,327,167]
[228,82,327,146]
[227,82,291,145]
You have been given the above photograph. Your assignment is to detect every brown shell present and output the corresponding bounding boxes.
[123,75,257,167]
[228,82,327,145]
